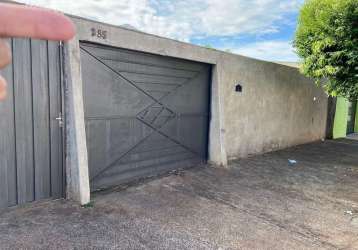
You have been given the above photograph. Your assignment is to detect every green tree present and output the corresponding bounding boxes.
[204,44,214,49]
[294,0,358,100]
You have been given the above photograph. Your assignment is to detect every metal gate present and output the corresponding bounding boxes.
[347,101,356,134]
[80,43,211,190]
[0,39,64,209]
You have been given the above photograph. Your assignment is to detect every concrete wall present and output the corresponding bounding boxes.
[65,15,328,204]
[218,54,328,159]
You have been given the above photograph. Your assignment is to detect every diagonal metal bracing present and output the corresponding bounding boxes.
[137,118,202,157]
[90,127,156,181]
[90,116,201,182]
[80,43,201,73]
[134,70,204,120]
[80,46,160,104]
[81,47,204,181]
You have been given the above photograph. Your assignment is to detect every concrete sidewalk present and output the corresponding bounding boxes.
[347,133,358,140]
[0,139,357,250]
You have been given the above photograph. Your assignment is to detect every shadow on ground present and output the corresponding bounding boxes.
[0,139,358,249]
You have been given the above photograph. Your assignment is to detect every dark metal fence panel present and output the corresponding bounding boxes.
[0,38,64,209]
[347,101,357,134]
[80,42,211,191]
[48,41,65,199]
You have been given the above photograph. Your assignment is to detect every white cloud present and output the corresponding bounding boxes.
[18,0,301,61]
[20,0,301,41]
[227,40,299,62]
[196,0,301,36]
[19,0,196,41]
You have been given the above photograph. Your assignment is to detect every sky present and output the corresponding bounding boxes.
[20,0,304,62]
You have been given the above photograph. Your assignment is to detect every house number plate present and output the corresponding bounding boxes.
[91,28,107,39]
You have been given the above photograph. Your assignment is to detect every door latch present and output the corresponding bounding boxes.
[56,112,63,127]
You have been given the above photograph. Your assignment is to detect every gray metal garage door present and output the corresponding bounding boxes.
[0,39,64,209]
[80,43,211,191]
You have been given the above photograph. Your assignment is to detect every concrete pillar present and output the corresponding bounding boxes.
[63,38,90,205]
[208,64,228,167]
